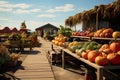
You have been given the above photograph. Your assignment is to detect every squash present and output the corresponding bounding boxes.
[95,56,108,66]
[81,51,88,59]
[110,42,120,52]
[88,50,102,63]
[107,53,120,65]
[99,44,109,52]
[69,46,78,53]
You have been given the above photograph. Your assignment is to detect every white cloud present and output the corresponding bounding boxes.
[13,9,30,14]
[0,1,31,9]
[0,7,12,12]
[13,9,40,14]
[47,4,74,13]
[0,1,8,5]
[30,9,41,12]
[0,18,9,21]
[37,14,56,18]
[0,1,40,14]
[13,3,32,9]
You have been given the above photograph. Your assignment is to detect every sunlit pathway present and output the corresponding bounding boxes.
[14,37,55,80]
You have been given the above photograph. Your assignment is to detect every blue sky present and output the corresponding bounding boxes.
[0,0,114,31]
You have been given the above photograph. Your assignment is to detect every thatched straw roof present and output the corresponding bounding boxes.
[65,16,74,27]
[65,0,120,27]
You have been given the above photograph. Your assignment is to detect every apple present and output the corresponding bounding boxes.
[112,31,120,38]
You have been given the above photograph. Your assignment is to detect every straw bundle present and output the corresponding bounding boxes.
[81,10,90,22]
[114,0,120,16]
[73,13,82,25]
[97,5,106,19]
[103,3,114,19]
[65,16,74,27]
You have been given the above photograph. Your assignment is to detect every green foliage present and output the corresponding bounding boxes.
[9,33,21,40]
[82,41,102,50]
[57,25,72,37]
[70,46,78,53]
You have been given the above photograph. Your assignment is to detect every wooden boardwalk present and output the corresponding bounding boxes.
[14,38,55,80]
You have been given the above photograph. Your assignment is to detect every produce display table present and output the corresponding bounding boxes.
[61,48,120,80]
[0,35,8,42]
[52,36,120,80]
[2,41,32,53]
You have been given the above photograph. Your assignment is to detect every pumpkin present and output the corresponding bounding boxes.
[54,37,58,40]
[102,48,113,54]
[81,50,90,59]
[99,44,109,52]
[54,40,59,45]
[81,51,88,59]
[88,50,102,63]
[107,53,120,65]
[58,42,63,46]
[95,56,108,66]
[110,42,120,52]
[52,40,55,44]
[102,52,108,58]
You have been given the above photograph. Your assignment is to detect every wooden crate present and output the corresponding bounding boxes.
[47,50,61,65]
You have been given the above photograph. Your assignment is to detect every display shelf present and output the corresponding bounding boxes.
[72,36,120,41]
[62,48,120,80]
[52,44,120,80]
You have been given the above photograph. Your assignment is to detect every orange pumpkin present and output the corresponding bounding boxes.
[95,56,108,66]
[102,48,113,54]
[88,50,102,63]
[81,51,88,59]
[52,40,55,44]
[54,40,59,45]
[102,52,108,58]
[107,53,120,65]
[110,42,120,52]
[99,44,109,52]
[58,42,63,46]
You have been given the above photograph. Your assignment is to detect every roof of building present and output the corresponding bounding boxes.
[35,23,59,30]
[11,28,19,33]
[0,27,19,33]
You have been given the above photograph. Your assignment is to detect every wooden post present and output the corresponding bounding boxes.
[74,25,76,31]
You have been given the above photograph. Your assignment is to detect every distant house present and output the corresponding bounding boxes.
[35,23,59,36]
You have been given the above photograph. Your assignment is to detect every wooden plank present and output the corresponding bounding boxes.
[15,71,54,77]
[19,66,52,70]
[18,77,55,80]
[22,63,50,67]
